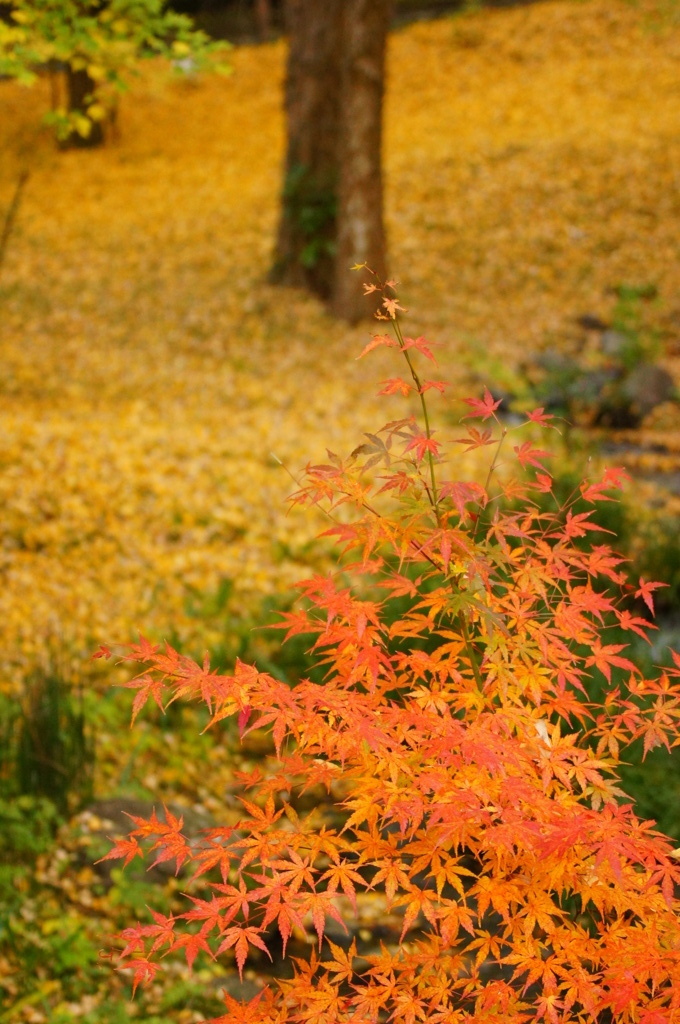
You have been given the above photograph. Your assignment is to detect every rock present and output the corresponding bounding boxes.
[85,797,159,832]
[526,351,580,412]
[600,329,631,359]
[520,338,675,429]
[322,915,355,945]
[641,401,680,432]
[86,797,214,835]
[623,364,676,419]
[576,368,620,404]
[213,975,265,1003]
[533,351,573,373]
[594,364,676,428]
[79,797,214,884]
[577,313,609,332]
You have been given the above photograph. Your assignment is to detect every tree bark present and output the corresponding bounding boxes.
[253,0,273,40]
[330,0,390,321]
[272,0,390,320]
[271,0,343,298]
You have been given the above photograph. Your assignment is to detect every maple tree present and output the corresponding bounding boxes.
[103,272,680,1022]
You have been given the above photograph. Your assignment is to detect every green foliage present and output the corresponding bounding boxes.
[0,0,230,142]
[634,513,680,611]
[470,281,671,426]
[609,281,662,370]
[0,792,59,857]
[520,457,632,554]
[0,788,222,1023]
[0,795,96,1017]
[107,866,171,917]
[0,667,94,814]
[527,457,680,618]
[282,163,338,271]
[181,574,322,685]
[619,743,680,839]
[0,686,100,1016]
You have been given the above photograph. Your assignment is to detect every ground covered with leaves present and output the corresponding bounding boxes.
[1,0,680,684]
[1,0,680,1020]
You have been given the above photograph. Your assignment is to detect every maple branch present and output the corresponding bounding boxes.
[376,290,489,688]
[390,314,441,526]
[472,426,508,542]
[459,614,484,691]
[380,297,486,688]
[353,491,486,690]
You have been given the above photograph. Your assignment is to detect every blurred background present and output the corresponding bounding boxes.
[1,0,680,1020]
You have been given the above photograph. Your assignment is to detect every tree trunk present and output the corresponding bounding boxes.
[62,66,104,149]
[254,0,273,40]
[271,0,343,298]
[330,0,390,321]
[272,0,390,321]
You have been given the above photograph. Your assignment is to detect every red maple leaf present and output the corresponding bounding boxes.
[585,641,637,682]
[580,466,631,503]
[513,440,551,470]
[217,926,272,979]
[378,377,413,396]
[122,958,159,997]
[635,577,667,615]
[170,929,214,970]
[95,836,143,868]
[462,387,502,420]
[401,335,437,363]
[358,334,398,359]
[419,379,448,394]
[525,407,554,427]
[404,432,441,462]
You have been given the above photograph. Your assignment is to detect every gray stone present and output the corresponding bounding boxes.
[213,975,265,1002]
[533,350,573,373]
[600,329,630,359]
[81,797,214,884]
[622,363,676,418]
[575,367,619,403]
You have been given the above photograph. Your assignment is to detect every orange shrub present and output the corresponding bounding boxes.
[102,275,680,1023]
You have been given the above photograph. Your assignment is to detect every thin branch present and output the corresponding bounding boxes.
[0,169,30,281]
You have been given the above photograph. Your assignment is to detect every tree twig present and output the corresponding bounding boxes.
[0,168,30,281]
